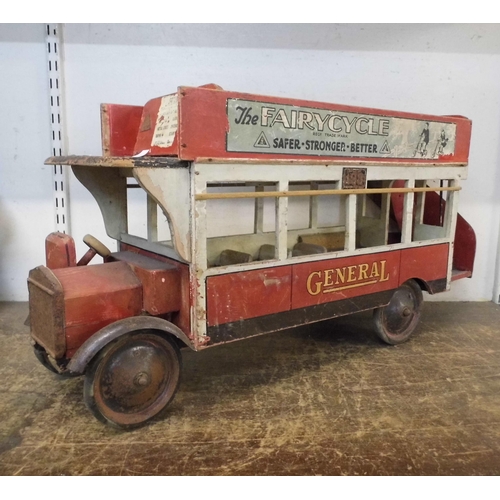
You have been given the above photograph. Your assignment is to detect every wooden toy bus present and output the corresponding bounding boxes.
[27,84,476,428]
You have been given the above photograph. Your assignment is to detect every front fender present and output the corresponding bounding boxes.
[67,316,196,375]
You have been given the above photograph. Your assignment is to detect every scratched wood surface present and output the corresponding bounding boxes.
[0,301,499,475]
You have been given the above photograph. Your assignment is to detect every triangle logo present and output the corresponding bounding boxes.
[254,132,270,148]
[380,140,391,154]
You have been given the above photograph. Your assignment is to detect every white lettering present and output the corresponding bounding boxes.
[313,112,330,132]
[261,107,275,127]
[355,117,369,135]
[342,116,357,134]
[379,120,390,136]
[328,115,343,133]
[270,109,291,128]
[297,111,315,130]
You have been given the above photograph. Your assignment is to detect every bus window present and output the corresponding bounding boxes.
[202,175,458,268]
[291,183,347,256]
[389,179,454,244]
[206,184,256,238]
[154,203,172,243]
[355,180,401,249]
[259,185,278,234]
[413,179,452,241]
[315,183,345,229]
[287,183,311,231]
[206,183,277,267]
[126,178,148,239]
[125,178,173,245]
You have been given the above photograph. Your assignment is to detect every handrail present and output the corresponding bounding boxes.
[195,185,460,201]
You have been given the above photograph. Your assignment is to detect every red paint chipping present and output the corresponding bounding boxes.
[207,267,292,326]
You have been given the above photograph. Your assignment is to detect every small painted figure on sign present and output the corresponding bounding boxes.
[434,129,449,156]
[415,122,430,157]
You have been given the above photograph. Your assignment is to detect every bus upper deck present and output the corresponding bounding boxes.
[45,84,475,334]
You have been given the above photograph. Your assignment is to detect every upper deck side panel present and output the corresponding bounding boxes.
[101,103,144,157]
[175,86,471,164]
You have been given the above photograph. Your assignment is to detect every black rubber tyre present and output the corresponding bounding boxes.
[83,332,181,429]
[373,280,423,345]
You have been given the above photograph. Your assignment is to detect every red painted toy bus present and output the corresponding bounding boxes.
[28,84,476,428]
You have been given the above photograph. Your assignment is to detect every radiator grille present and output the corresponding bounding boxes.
[28,266,66,358]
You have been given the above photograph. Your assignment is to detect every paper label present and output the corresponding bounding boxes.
[152,94,178,148]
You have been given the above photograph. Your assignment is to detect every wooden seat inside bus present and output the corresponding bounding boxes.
[298,232,345,252]
[258,244,275,261]
[292,242,327,256]
[206,227,347,266]
[215,249,252,266]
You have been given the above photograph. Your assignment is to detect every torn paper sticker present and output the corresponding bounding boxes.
[152,94,178,148]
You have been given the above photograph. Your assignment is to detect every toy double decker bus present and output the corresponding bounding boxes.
[28,84,476,428]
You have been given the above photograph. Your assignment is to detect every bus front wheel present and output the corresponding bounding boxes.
[83,331,181,429]
[373,280,423,345]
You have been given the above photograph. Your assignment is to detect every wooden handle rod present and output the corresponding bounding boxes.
[195,185,461,201]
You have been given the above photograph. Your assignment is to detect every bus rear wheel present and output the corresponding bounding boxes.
[373,280,423,345]
[84,332,181,429]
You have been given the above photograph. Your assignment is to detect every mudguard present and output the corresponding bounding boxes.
[66,316,195,375]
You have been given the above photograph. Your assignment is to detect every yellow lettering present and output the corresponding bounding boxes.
[336,267,346,284]
[324,269,335,287]
[347,265,357,282]
[370,262,380,278]
[306,271,322,296]
[358,263,369,280]
[308,260,389,295]
[379,260,390,282]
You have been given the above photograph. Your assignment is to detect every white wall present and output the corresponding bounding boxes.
[0,24,54,301]
[1,23,500,301]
